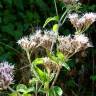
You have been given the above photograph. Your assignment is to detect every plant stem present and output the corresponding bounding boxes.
[51,66,61,87]
[26,49,31,64]
[59,8,69,24]
[8,86,21,96]
[54,0,58,16]
[8,86,15,92]
[46,93,48,96]
[61,9,71,26]
[35,82,38,96]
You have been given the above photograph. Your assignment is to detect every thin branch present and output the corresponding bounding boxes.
[54,0,58,16]
[0,42,20,54]
[51,66,61,87]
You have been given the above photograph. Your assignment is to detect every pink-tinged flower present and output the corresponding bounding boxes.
[76,17,85,28]
[0,61,14,89]
[74,34,88,43]
[58,34,92,57]
[83,13,96,23]
[68,13,78,20]
[68,13,79,29]
[17,36,37,51]
[69,13,96,33]
[17,30,56,51]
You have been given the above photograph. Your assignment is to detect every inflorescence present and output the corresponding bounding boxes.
[0,62,14,89]
[68,13,96,33]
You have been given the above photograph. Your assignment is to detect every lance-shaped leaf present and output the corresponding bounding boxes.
[43,16,59,28]
[34,66,49,83]
[62,62,70,71]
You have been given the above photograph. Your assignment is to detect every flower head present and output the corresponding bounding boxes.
[17,30,41,51]
[58,34,92,58]
[0,61,14,89]
[40,30,56,51]
[68,13,96,33]
[83,13,96,23]
[17,30,56,51]
[68,13,79,29]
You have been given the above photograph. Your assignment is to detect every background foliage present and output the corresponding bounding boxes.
[0,0,96,95]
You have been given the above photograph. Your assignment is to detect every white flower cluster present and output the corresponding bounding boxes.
[0,62,14,89]
[68,13,96,33]
[58,34,92,57]
[17,29,92,58]
[17,30,56,51]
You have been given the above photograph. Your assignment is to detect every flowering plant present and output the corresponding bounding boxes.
[1,0,96,96]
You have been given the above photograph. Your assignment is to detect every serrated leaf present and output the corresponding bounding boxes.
[16,84,27,93]
[43,16,59,28]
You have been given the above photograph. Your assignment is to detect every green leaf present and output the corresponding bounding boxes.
[23,94,31,96]
[9,92,19,96]
[62,62,70,70]
[32,58,44,65]
[56,51,65,61]
[53,86,63,96]
[48,88,55,96]
[48,86,63,96]
[34,66,48,83]
[26,87,35,93]
[43,16,59,28]
[47,51,58,63]
[16,84,27,93]
[29,78,38,85]
[52,24,59,32]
